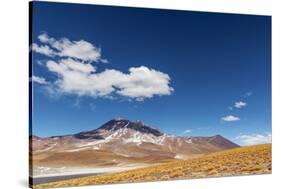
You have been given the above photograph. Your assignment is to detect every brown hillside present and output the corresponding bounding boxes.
[35,144,271,188]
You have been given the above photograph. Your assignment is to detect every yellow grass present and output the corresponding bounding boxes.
[34,144,271,188]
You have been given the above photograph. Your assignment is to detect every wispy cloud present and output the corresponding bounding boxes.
[227,92,251,110]
[234,101,247,108]
[235,133,271,146]
[221,115,240,122]
[73,97,81,108]
[228,106,233,110]
[31,75,48,85]
[183,129,192,134]
[243,91,252,98]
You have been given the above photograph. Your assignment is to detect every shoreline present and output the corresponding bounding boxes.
[31,163,150,180]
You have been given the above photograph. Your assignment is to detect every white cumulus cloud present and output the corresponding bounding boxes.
[32,33,174,101]
[234,101,247,108]
[32,43,56,57]
[221,115,240,122]
[46,59,173,100]
[235,133,272,146]
[47,58,96,74]
[31,75,48,85]
[33,33,103,62]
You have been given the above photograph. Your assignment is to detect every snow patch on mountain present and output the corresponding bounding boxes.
[185,138,193,144]
[122,130,170,146]
[174,154,185,160]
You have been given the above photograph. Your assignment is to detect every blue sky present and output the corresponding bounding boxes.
[30,2,271,146]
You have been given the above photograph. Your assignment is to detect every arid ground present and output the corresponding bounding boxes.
[34,144,271,188]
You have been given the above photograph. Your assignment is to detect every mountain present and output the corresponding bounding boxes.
[31,118,239,171]
[74,118,163,140]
